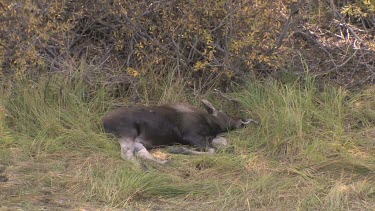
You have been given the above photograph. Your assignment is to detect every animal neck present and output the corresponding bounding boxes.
[205,115,227,134]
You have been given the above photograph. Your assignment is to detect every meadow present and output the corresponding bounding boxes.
[0,65,374,210]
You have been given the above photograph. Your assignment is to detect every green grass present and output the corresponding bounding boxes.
[0,69,374,210]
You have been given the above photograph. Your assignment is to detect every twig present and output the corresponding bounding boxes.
[315,49,359,77]
[348,72,375,89]
[266,0,304,55]
[291,30,332,54]
[213,89,241,105]
[338,23,364,44]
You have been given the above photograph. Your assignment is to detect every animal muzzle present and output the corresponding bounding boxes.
[240,118,259,125]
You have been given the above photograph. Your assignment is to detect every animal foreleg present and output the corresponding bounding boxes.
[179,134,216,155]
[168,146,216,155]
[169,136,229,155]
[118,138,136,161]
[184,147,216,155]
[134,142,169,164]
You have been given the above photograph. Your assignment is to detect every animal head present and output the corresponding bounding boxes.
[201,99,254,131]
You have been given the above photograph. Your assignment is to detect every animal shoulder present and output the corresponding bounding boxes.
[163,103,203,113]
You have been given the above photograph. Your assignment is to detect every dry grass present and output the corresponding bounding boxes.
[0,70,374,210]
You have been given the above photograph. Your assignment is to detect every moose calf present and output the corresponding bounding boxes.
[103,99,254,164]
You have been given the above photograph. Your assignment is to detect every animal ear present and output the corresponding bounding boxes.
[201,99,218,116]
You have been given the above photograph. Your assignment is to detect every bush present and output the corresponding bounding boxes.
[1,0,374,91]
[1,0,289,85]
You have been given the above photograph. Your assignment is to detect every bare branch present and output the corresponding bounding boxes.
[214,89,241,105]
[266,0,304,55]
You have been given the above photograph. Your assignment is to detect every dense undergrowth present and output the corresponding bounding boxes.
[2,0,374,89]
[0,66,374,210]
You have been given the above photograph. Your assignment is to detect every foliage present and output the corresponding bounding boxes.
[1,0,374,89]
[341,0,375,27]
[2,0,284,80]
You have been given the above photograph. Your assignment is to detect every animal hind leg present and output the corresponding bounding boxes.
[118,137,136,161]
[134,142,169,164]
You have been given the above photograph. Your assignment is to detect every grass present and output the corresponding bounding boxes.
[0,67,374,210]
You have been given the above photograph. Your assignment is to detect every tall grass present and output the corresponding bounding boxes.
[234,75,374,162]
[2,72,113,154]
[1,68,374,210]
[0,65,209,207]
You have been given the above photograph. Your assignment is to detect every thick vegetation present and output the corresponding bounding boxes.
[0,0,375,210]
[1,0,374,89]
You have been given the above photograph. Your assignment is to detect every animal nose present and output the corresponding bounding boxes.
[240,118,259,125]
